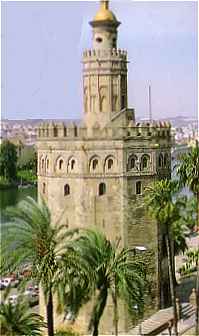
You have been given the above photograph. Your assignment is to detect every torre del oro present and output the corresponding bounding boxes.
[37,1,172,333]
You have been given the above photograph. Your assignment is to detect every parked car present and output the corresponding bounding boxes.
[0,281,5,290]
[0,277,20,288]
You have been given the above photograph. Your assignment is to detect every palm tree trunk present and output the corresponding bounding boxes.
[89,286,108,336]
[46,289,54,336]
[165,234,178,336]
[158,222,164,308]
[113,275,119,336]
[195,192,199,336]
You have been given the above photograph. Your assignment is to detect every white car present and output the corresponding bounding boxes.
[0,277,19,288]
[0,278,12,288]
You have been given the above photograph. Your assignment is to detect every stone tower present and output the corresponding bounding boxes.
[37,0,172,333]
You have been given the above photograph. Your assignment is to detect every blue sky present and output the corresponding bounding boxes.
[1,1,198,120]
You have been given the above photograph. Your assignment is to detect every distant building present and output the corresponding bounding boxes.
[37,1,172,333]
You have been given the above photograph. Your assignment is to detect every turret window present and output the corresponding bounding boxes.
[158,153,164,167]
[42,183,46,194]
[112,38,117,48]
[141,155,150,170]
[107,159,113,170]
[164,153,169,167]
[92,159,98,170]
[54,128,58,137]
[99,183,106,196]
[71,160,75,170]
[64,184,70,196]
[96,37,103,43]
[59,159,64,170]
[136,181,142,195]
[128,155,137,170]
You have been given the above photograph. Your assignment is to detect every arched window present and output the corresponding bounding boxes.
[46,159,49,170]
[136,181,141,195]
[99,183,106,196]
[84,88,88,113]
[128,155,137,170]
[41,159,45,169]
[158,153,164,167]
[54,127,58,137]
[59,159,64,170]
[96,37,103,43]
[107,158,113,170]
[42,182,46,194]
[164,153,169,167]
[68,157,77,173]
[64,184,70,196]
[71,160,75,170]
[141,155,149,170]
[92,159,98,170]
[99,96,106,112]
[99,87,107,112]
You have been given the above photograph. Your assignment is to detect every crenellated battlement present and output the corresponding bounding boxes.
[37,121,171,141]
[83,48,127,61]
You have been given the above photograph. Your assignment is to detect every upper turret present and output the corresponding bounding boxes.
[90,0,120,50]
[93,0,118,23]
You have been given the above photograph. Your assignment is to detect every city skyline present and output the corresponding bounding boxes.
[1,0,197,120]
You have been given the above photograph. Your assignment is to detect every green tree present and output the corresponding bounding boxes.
[0,297,46,335]
[1,197,78,336]
[145,179,188,336]
[179,248,199,276]
[177,143,199,335]
[70,229,145,336]
[0,140,17,181]
[184,197,197,232]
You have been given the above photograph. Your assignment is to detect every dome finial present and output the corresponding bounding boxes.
[100,0,109,10]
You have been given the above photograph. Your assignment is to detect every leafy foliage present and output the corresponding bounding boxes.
[145,179,188,241]
[179,249,199,276]
[1,196,79,336]
[0,140,17,181]
[145,179,188,336]
[177,145,199,195]
[70,229,146,336]
[0,296,46,336]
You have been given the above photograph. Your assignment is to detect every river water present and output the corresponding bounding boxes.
[0,186,37,225]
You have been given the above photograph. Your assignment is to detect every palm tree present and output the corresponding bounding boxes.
[70,229,145,336]
[1,196,78,336]
[145,179,188,336]
[177,143,199,335]
[0,297,46,335]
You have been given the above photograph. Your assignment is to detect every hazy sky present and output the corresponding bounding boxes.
[1,1,198,120]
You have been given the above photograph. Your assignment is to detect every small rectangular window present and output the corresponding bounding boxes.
[136,181,141,195]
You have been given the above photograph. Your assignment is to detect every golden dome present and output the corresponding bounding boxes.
[93,1,117,23]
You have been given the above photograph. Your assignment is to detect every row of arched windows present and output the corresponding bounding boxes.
[40,152,169,175]
[39,155,117,174]
[127,154,150,171]
[158,153,169,168]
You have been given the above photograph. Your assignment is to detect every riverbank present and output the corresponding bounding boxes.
[0,170,37,190]
[0,185,37,224]
[0,180,37,190]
